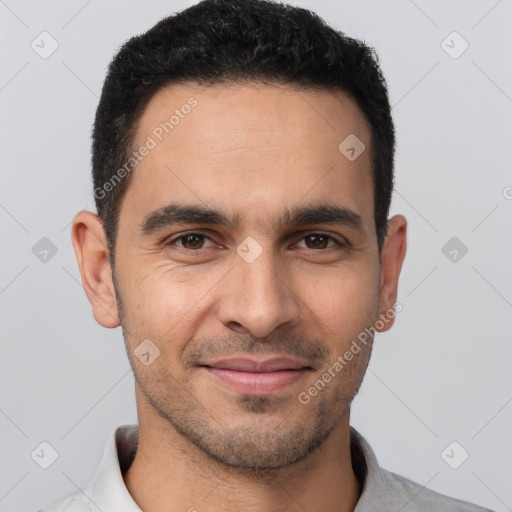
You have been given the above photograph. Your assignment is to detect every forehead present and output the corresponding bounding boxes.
[122,82,375,232]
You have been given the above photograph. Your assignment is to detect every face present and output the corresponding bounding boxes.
[75,82,406,471]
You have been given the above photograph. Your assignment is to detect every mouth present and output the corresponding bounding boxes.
[198,357,313,394]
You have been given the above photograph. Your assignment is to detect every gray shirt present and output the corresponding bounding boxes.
[39,424,495,511]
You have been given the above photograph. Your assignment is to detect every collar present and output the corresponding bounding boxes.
[79,424,387,511]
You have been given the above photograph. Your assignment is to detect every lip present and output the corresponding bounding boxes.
[201,357,311,372]
[199,357,312,394]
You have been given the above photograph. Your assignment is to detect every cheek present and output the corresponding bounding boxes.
[119,262,219,350]
[293,261,380,339]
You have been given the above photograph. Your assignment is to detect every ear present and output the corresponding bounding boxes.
[376,214,407,333]
[71,210,121,328]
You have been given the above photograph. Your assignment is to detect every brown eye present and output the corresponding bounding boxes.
[180,234,205,249]
[304,234,329,249]
[297,233,342,250]
[166,233,215,251]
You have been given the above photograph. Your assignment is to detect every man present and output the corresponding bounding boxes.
[40,0,494,510]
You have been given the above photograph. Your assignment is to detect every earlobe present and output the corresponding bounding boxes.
[71,210,121,328]
[376,214,407,333]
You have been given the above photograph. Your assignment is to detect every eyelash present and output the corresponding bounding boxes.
[164,231,347,253]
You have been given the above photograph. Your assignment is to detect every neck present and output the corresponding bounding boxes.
[123,409,361,512]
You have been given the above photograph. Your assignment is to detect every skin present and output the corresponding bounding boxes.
[72,82,407,512]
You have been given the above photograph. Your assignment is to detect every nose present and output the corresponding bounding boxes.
[217,245,302,339]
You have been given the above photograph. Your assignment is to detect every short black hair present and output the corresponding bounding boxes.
[92,0,395,264]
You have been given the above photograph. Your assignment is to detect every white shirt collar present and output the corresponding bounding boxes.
[40,424,491,512]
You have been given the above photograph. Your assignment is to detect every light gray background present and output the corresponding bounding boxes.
[1,0,511,511]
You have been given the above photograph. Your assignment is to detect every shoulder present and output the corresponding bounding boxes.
[37,485,93,512]
[382,468,495,512]
[349,428,496,512]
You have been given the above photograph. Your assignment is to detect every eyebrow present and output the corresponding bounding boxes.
[140,202,364,235]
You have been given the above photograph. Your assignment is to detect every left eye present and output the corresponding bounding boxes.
[166,232,344,252]
[295,233,341,250]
